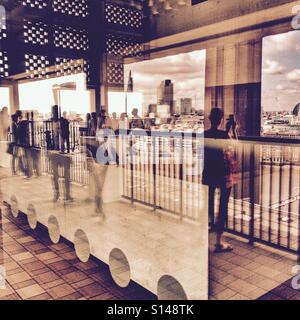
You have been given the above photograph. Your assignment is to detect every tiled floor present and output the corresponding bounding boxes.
[2,210,298,301]
[0,209,156,300]
[258,280,300,300]
[209,232,298,300]
[0,172,208,300]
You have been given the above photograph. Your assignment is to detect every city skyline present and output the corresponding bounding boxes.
[124,50,206,112]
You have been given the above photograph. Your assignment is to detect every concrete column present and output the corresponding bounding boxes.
[100,85,108,113]
[87,89,96,113]
[9,82,19,114]
[0,80,19,114]
[205,39,262,137]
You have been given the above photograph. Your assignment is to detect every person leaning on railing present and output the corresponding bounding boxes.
[202,108,238,253]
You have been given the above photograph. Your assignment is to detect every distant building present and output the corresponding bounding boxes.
[156,104,170,118]
[292,102,300,124]
[157,80,174,115]
[293,103,300,117]
[180,98,193,114]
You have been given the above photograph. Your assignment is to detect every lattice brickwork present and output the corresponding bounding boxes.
[55,57,88,77]
[52,0,88,17]
[107,62,124,85]
[25,53,50,79]
[106,34,143,57]
[24,20,48,45]
[105,3,142,29]
[0,11,7,41]
[0,24,7,41]
[0,51,9,78]
[21,0,48,9]
[54,26,89,51]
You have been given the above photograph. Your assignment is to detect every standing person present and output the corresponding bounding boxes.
[202,107,237,253]
[130,108,144,129]
[97,109,107,130]
[86,143,108,218]
[104,112,112,129]
[111,112,119,133]
[119,113,129,131]
[10,113,19,175]
[18,111,33,178]
[86,113,91,124]
[88,112,98,136]
[49,152,72,202]
[60,112,70,153]
[85,113,91,134]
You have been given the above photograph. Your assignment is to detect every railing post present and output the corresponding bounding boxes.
[298,230,300,264]
[249,142,255,245]
[179,132,183,221]
[130,132,134,205]
[152,133,157,211]
[298,146,300,263]
[31,119,35,148]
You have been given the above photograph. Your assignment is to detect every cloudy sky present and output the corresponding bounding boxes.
[124,30,300,114]
[124,50,206,112]
[262,30,300,111]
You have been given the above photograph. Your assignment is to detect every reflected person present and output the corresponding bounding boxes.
[86,129,117,218]
[49,152,72,202]
[202,108,235,253]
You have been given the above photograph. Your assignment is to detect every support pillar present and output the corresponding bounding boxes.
[205,39,262,137]
[205,39,262,202]
[0,80,19,114]
[9,81,19,114]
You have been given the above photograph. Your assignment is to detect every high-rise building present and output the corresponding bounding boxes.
[180,98,193,114]
[157,80,174,115]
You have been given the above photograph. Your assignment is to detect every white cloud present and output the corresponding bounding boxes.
[263,31,300,54]
[124,50,206,109]
[262,59,285,75]
[287,69,300,81]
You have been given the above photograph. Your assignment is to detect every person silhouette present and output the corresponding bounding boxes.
[202,107,236,253]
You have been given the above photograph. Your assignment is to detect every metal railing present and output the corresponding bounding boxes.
[119,130,204,220]
[40,149,89,186]
[8,119,88,186]
[227,136,300,259]
[7,121,300,259]
[120,131,300,260]
[9,119,82,152]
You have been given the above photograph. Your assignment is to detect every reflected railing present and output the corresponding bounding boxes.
[4,122,300,259]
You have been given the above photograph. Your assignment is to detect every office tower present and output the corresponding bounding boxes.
[157,80,174,115]
[180,98,193,114]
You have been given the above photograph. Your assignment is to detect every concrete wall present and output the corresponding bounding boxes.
[149,0,296,39]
